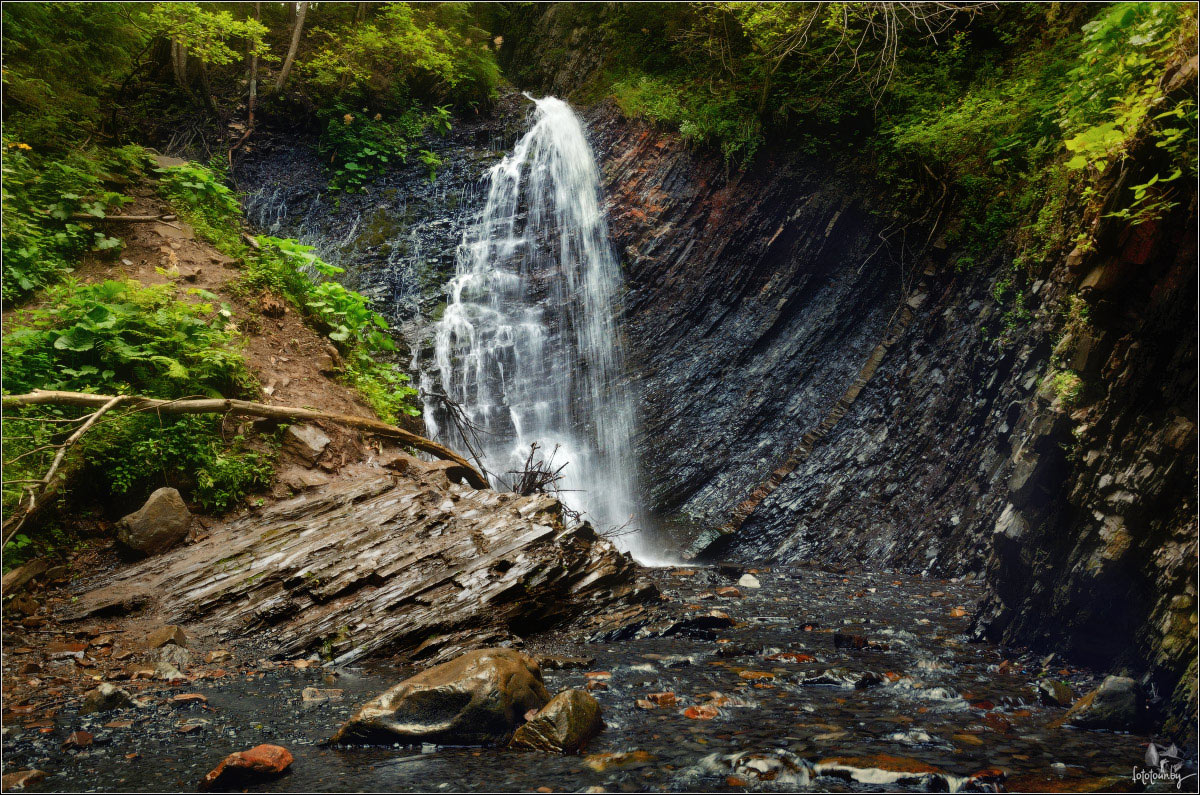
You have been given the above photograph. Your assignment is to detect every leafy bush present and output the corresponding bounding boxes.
[2,279,267,523]
[86,414,275,513]
[2,279,251,398]
[301,2,501,112]
[156,161,244,250]
[1,142,148,304]
[319,105,452,192]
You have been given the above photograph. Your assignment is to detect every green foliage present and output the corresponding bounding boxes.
[613,74,762,165]
[301,2,501,112]
[87,414,274,513]
[0,2,147,147]
[2,279,252,398]
[2,279,266,520]
[155,161,244,250]
[240,237,421,422]
[1,142,149,304]
[319,105,452,192]
[1047,370,1085,407]
[1059,3,1197,226]
[144,3,268,67]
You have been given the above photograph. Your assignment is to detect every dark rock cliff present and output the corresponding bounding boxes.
[587,105,1195,734]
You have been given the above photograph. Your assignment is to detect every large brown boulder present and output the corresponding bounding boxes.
[510,688,603,753]
[329,648,549,746]
[117,487,190,556]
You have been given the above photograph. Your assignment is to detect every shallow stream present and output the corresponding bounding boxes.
[2,564,1172,792]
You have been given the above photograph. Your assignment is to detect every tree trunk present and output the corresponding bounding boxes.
[170,40,192,97]
[248,2,260,121]
[274,1,308,91]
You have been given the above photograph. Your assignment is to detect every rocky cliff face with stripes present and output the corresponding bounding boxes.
[588,105,1196,734]
[589,106,1030,575]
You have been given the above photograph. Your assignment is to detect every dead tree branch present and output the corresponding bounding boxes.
[2,390,489,544]
[4,395,127,545]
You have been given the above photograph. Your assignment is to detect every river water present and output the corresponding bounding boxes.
[1,565,1171,792]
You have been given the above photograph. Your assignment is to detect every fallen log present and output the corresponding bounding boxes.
[2,390,490,544]
[69,214,178,223]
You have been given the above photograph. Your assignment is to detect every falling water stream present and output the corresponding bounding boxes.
[424,96,650,559]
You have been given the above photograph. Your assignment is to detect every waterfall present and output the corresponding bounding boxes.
[426,96,649,558]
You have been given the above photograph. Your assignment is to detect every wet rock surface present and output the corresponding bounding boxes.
[116,487,191,557]
[66,471,652,667]
[510,688,603,754]
[4,565,1182,792]
[330,648,550,746]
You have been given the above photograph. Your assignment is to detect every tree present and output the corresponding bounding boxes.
[275,1,309,91]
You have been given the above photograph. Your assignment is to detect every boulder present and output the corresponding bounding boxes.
[150,643,191,671]
[329,648,550,746]
[1063,675,1144,731]
[147,625,188,648]
[199,744,293,790]
[1,770,47,790]
[117,487,190,556]
[80,683,134,715]
[510,689,603,754]
[71,476,653,666]
[283,424,331,466]
[1037,679,1073,707]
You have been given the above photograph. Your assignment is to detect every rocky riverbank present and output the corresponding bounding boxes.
[1,564,1178,792]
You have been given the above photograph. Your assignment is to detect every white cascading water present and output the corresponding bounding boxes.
[426,96,650,559]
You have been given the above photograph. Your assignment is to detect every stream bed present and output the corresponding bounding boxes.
[2,564,1171,792]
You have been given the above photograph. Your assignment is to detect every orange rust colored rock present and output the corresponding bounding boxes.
[983,712,1013,734]
[765,652,815,663]
[684,705,720,720]
[818,755,946,776]
[647,692,676,707]
[199,744,293,790]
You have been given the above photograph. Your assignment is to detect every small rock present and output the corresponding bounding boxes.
[1062,675,1144,731]
[715,586,742,598]
[172,693,208,705]
[199,744,293,790]
[738,574,761,589]
[329,648,549,746]
[150,643,191,671]
[646,692,677,707]
[63,730,93,749]
[155,660,186,681]
[802,668,883,690]
[510,689,603,754]
[1,770,46,790]
[684,705,720,720]
[204,649,233,664]
[283,424,331,466]
[1037,679,1073,707]
[80,683,134,715]
[117,487,191,556]
[832,632,871,650]
[147,625,188,649]
[534,655,594,671]
[301,687,344,703]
